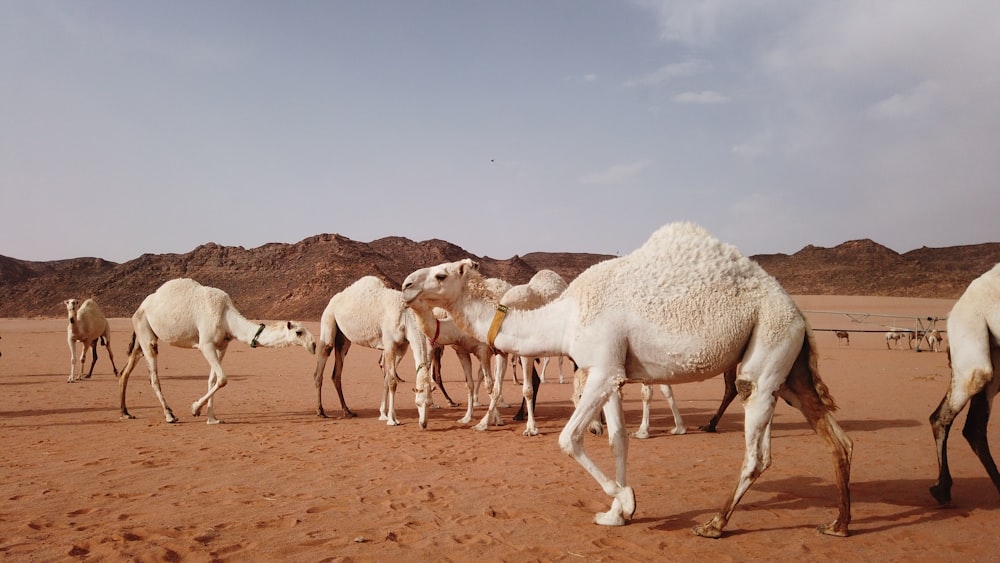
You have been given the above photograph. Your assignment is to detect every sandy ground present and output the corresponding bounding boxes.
[2,295,999,561]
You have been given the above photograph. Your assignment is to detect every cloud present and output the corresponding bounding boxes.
[868,81,940,120]
[672,90,729,104]
[623,60,710,87]
[579,160,653,185]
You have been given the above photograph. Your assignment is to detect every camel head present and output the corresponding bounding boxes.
[64,299,80,323]
[402,258,479,308]
[283,321,317,354]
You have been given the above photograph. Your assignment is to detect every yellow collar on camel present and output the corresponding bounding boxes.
[487,304,508,350]
[250,323,266,348]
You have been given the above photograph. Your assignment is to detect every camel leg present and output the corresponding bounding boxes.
[473,354,506,430]
[191,343,228,424]
[930,367,993,504]
[558,366,635,526]
[962,386,1000,495]
[694,379,778,538]
[700,368,738,433]
[118,337,144,419]
[432,346,460,408]
[379,346,403,426]
[661,384,687,435]
[331,334,356,419]
[67,337,80,383]
[514,361,542,436]
[143,340,178,423]
[313,339,333,418]
[103,335,118,376]
[82,340,99,379]
[457,351,477,424]
[631,384,654,439]
[198,343,229,424]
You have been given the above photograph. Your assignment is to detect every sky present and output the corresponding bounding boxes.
[2,1,999,263]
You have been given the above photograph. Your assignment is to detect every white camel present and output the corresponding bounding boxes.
[926,329,943,352]
[490,269,568,436]
[314,276,427,426]
[64,298,118,382]
[408,305,494,427]
[117,278,316,424]
[930,263,1000,505]
[402,222,852,538]
[885,331,904,349]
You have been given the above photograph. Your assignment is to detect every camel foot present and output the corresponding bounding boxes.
[698,424,719,433]
[207,419,225,425]
[472,422,489,432]
[458,415,473,424]
[594,511,626,526]
[120,413,136,420]
[83,374,92,380]
[66,378,76,383]
[343,410,357,419]
[929,484,952,505]
[522,426,540,437]
[447,401,460,408]
[588,420,604,436]
[817,521,849,537]
[692,522,723,539]
[670,426,687,435]
[498,401,511,409]
[317,411,329,418]
[385,418,400,426]
[631,429,650,440]
[191,402,203,417]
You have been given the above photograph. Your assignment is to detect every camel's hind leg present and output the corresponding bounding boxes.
[694,377,779,539]
[83,340,98,379]
[699,368,738,433]
[558,366,635,527]
[143,339,178,423]
[102,334,118,376]
[473,354,507,430]
[456,351,477,424]
[962,385,1000,494]
[331,332,356,419]
[930,347,996,504]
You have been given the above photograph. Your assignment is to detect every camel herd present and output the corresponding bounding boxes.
[46,222,1000,540]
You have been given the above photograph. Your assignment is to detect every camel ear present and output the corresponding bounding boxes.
[458,259,479,276]
[287,321,293,330]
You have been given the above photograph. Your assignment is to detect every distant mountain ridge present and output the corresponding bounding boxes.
[2,234,998,319]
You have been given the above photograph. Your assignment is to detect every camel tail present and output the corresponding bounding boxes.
[790,328,839,412]
[126,332,137,356]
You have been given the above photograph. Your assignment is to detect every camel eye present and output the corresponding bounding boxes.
[295,330,303,336]
[435,273,447,282]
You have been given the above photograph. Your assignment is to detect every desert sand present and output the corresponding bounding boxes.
[2,295,999,561]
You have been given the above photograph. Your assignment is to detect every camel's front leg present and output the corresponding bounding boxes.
[145,346,179,423]
[661,385,687,435]
[558,367,634,527]
[632,383,654,439]
[473,355,506,430]
[191,344,228,424]
[67,338,80,383]
[313,342,333,417]
[456,352,477,424]
[379,349,401,426]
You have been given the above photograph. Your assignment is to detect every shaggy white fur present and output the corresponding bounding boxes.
[118,278,316,424]
[402,222,852,539]
[930,262,1000,505]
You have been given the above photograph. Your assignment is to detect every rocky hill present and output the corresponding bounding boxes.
[2,234,998,320]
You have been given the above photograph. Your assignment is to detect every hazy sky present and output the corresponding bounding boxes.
[2,1,998,263]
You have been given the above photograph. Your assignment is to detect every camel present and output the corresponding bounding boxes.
[885,331,904,349]
[836,331,850,346]
[314,276,428,425]
[409,304,495,427]
[929,263,1000,505]
[492,269,569,436]
[64,298,118,382]
[402,222,852,538]
[926,329,943,352]
[117,278,316,424]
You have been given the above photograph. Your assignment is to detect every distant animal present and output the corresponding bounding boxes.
[926,330,943,352]
[930,263,1000,505]
[402,222,852,538]
[314,276,425,426]
[885,331,904,349]
[117,278,316,424]
[64,298,117,382]
[835,331,850,345]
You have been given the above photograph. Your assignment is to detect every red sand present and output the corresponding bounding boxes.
[2,295,999,561]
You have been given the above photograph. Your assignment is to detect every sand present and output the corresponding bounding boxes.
[2,295,999,561]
